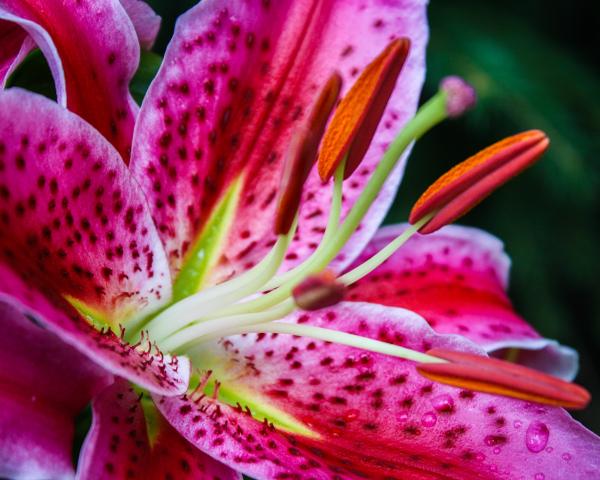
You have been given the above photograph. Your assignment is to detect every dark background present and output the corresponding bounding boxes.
[10,0,599,438]
[145,0,600,432]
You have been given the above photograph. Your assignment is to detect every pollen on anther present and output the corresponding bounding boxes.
[317,38,410,181]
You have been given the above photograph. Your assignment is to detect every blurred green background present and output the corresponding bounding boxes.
[10,0,599,436]
[143,0,600,431]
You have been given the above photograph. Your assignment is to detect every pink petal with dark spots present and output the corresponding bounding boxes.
[0,0,139,160]
[130,0,427,286]
[158,303,600,479]
[77,378,241,480]
[347,224,578,379]
[0,88,171,324]
[0,302,112,480]
[0,261,190,395]
[0,20,33,87]
[118,0,161,50]
[77,379,150,480]
[147,411,241,480]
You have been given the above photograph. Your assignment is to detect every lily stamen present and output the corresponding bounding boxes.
[151,52,462,345]
[144,222,297,341]
[418,348,591,410]
[410,130,550,234]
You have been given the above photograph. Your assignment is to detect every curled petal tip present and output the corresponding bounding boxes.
[440,76,477,118]
[410,130,549,234]
[418,348,590,410]
[292,270,346,311]
[274,73,342,234]
[318,38,410,181]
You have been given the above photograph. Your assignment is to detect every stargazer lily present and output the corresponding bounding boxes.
[0,1,599,479]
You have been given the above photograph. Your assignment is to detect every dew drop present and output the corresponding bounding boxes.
[475,453,486,462]
[561,453,572,461]
[397,412,409,422]
[525,421,549,453]
[545,447,553,453]
[534,473,545,480]
[513,420,523,429]
[493,447,501,455]
[431,394,454,412]
[344,409,359,421]
[420,411,437,427]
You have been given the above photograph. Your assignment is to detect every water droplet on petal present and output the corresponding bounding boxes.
[421,411,437,427]
[545,447,553,453]
[431,393,454,412]
[475,452,486,462]
[344,409,359,421]
[493,447,501,454]
[534,473,545,480]
[397,412,409,422]
[525,421,549,453]
[562,453,572,462]
[514,420,523,429]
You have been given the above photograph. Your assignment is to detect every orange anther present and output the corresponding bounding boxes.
[317,38,410,181]
[274,73,342,234]
[410,130,549,234]
[418,348,590,410]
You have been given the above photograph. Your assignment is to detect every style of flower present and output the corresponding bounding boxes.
[0,1,598,479]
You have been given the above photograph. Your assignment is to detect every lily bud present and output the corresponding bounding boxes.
[417,348,590,410]
[274,73,342,234]
[410,130,549,234]
[439,76,476,118]
[292,270,346,311]
[318,38,410,181]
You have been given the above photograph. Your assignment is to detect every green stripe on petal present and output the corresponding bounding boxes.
[173,177,243,301]
[205,379,318,439]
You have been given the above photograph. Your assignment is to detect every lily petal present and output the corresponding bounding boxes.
[118,0,161,51]
[77,378,241,480]
[0,89,189,395]
[0,20,33,87]
[157,303,600,479]
[148,410,242,480]
[77,379,151,480]
[0,0,139,159]
[346,224,578,379]
[0,261,189,396]
[0,302,112,480]
[130,0,427,289]
[0,88,171,324]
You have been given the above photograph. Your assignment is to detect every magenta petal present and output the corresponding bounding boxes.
[0,0,139,160]
[78,378,240,480]
[130,0,427,284]
[0,302,112,480]
[148,412,241,480]
[157,304,600,479]
[118,0,161,50]
[0,261,190,395]
[0,20,33,87]
[347,224,578,379]
[77,379,150,480]
[0,88,171,324]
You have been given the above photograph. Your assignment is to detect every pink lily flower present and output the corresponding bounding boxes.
[0,1,599,479]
